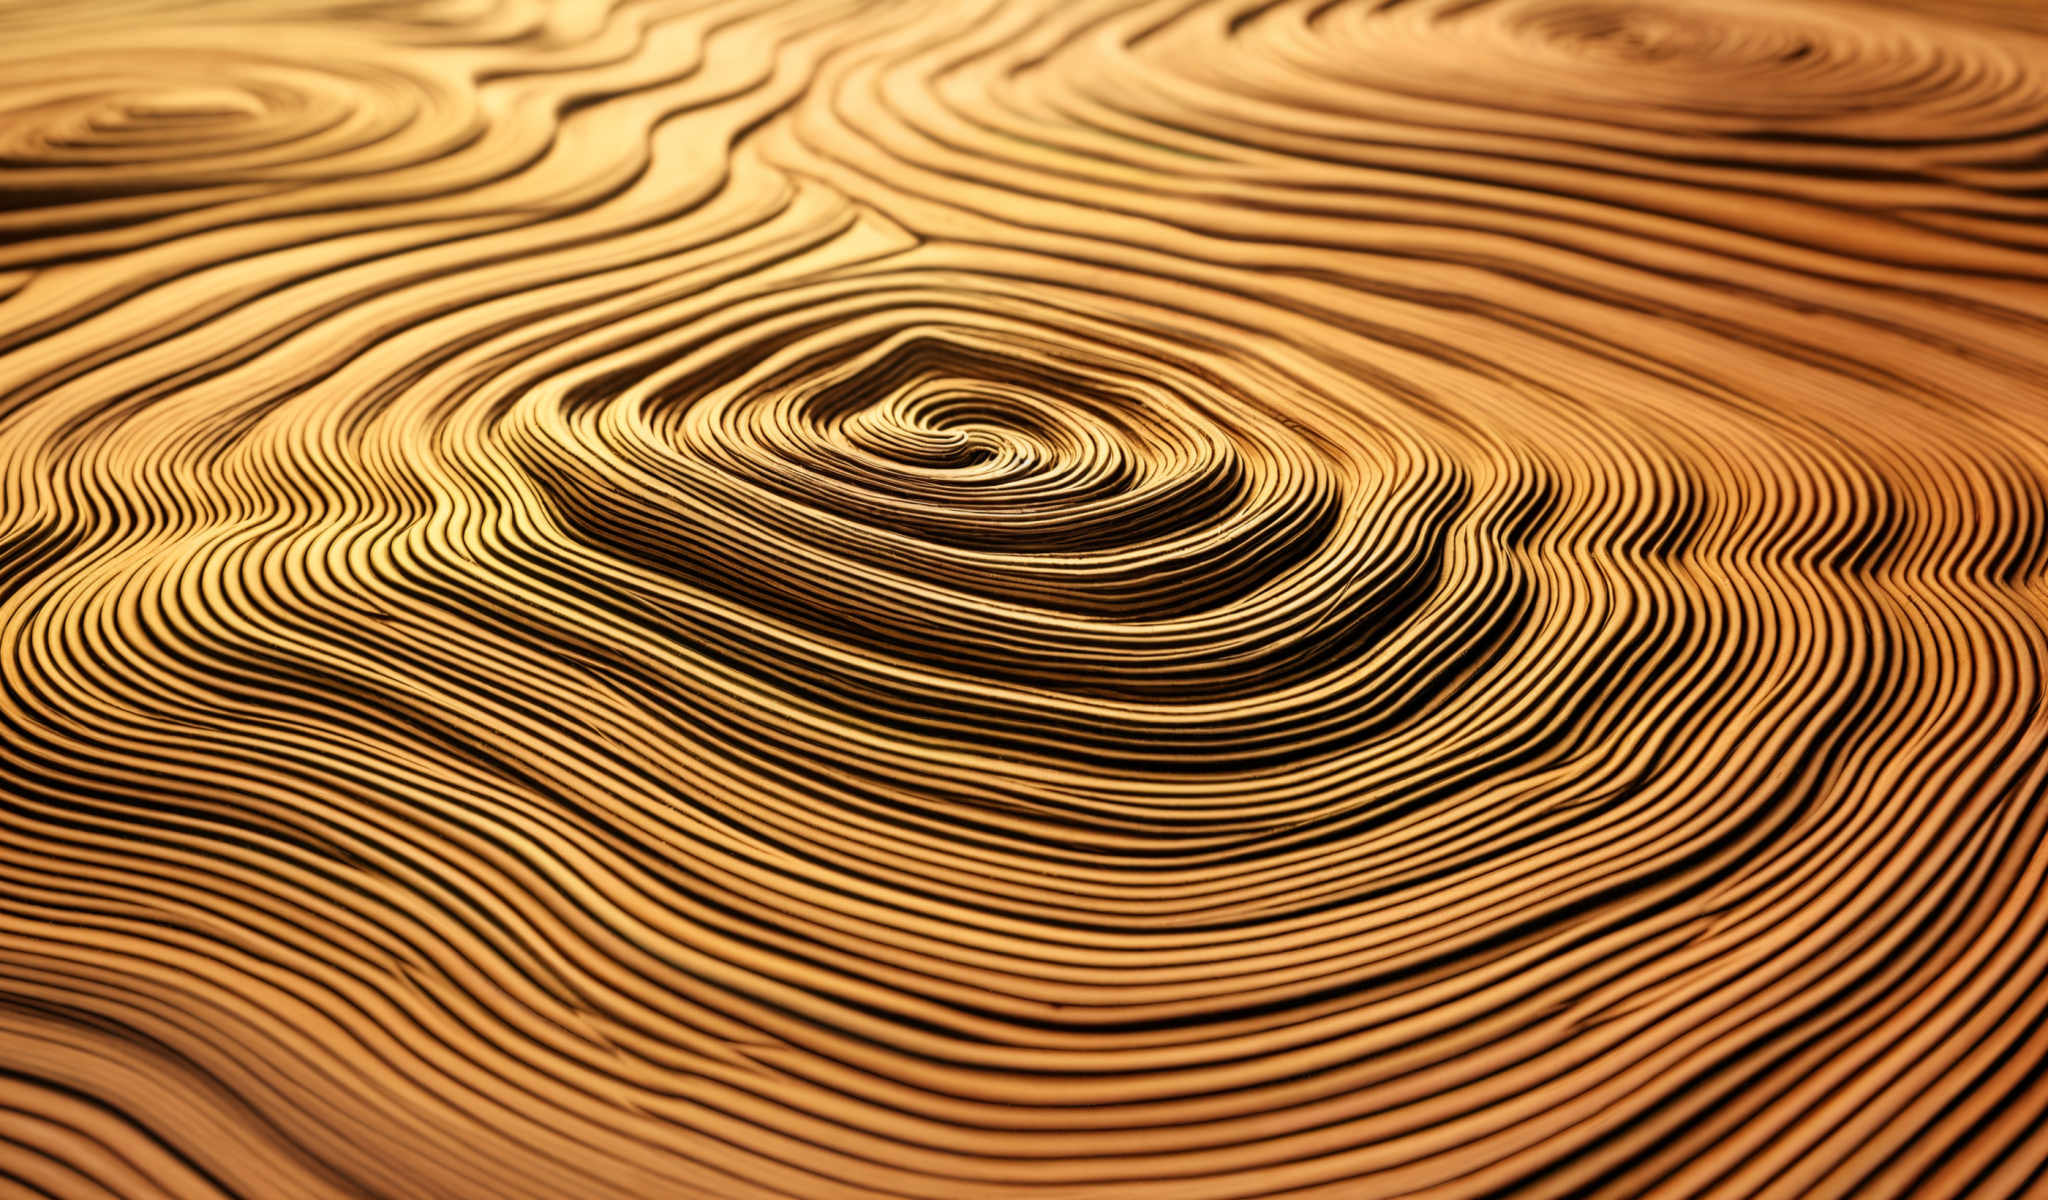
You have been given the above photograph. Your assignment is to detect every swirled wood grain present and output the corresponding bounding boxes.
[2,0,2047,1197]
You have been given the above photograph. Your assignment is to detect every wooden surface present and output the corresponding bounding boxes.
[3,0,2048,1196]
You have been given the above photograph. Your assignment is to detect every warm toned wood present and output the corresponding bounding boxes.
[2,1,2046,1196]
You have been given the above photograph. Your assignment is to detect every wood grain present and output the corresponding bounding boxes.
[2,0,2047,1196]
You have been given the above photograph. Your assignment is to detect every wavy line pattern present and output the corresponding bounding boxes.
[2,0,2047,1197]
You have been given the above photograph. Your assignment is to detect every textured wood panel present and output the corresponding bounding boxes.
[2,1,2047,1196]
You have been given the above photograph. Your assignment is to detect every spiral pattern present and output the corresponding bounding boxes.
[3,1,2048,1199]
[0,28,493,267]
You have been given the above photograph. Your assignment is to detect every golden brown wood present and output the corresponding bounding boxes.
[2,0,2047,1196]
